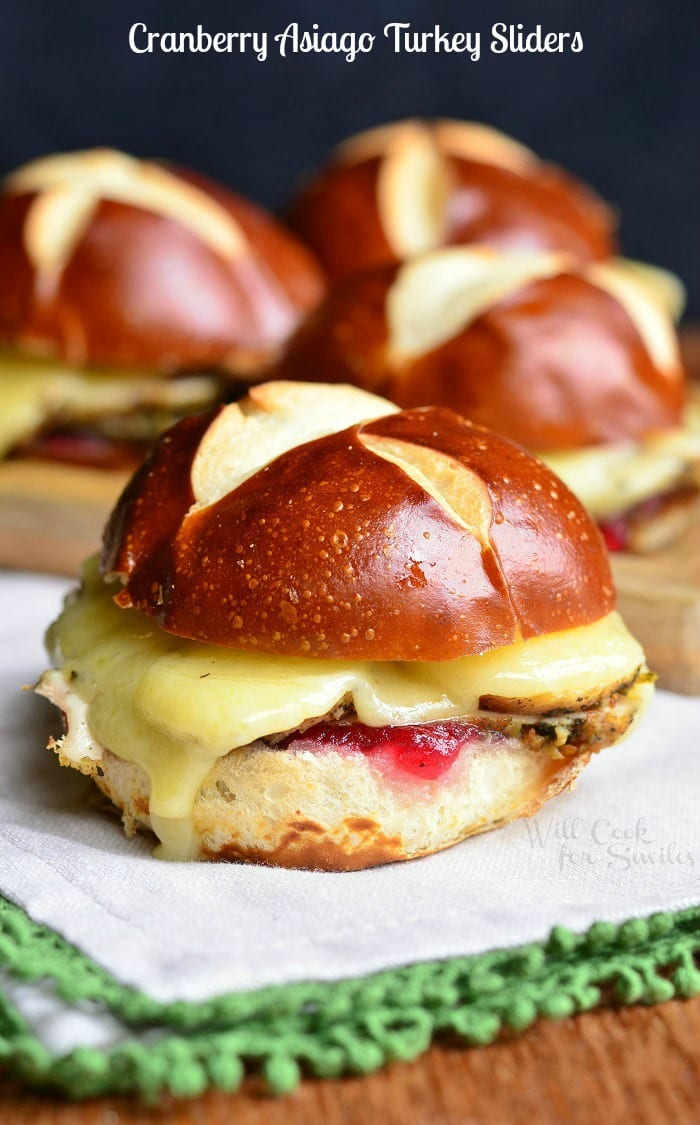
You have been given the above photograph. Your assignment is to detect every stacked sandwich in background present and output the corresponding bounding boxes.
[280,119,698,556]
[14,120,698,864]
[0,147,325,472]
[3,123,695,564]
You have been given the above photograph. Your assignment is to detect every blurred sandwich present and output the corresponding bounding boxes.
[288,118,617,280]
[273,246,697,554]
[0,147,325,472]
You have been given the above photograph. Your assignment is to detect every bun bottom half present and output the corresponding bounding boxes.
[86,676,650,871]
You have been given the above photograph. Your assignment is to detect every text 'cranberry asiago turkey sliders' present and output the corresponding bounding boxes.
[37,383,653,870]
[288,118,616,281]
[0,148,325,470]
[274,246,697,554]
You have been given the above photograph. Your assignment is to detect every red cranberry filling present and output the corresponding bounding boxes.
[281,719,493,780]
[600,518,629,552]
[599,490,680,553]
[12,428,146,471]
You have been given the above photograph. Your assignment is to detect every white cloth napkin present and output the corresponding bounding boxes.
[1,570,699,1032]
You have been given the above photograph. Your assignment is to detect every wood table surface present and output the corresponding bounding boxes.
[1,330,699,1122]
[2,994,699,1123]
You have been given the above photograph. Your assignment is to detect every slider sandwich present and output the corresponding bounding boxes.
[274,247,697,553]
[288,118,616,281]
[37,383,652,870]
[0,148,325,471]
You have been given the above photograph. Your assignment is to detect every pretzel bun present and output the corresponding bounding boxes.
[38,382,651,869]
[0,148,326,376]
[273,248,684,451]
[103,381,615,660]
[288,120,616,281]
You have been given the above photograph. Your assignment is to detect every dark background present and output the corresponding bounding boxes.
[1,0,697,312]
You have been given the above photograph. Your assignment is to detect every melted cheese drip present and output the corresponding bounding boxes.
[541,418,700,519]
[0,352,217,456]
[40,559,643,859]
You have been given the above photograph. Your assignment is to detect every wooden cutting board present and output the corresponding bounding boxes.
[1,335,699,693]
[0,461,128,575]
[611,512,700,694]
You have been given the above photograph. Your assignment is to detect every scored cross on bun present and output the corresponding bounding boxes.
[38,383,652,870]
[288,119,616,281]
[0,148,325,375]
[103,382,616,657]
[273,247,699,550]
[0,148,326,478]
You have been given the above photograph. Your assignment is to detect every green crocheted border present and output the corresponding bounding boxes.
[1,895,699,1101]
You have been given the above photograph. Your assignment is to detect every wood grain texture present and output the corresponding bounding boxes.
[1,995,699,1123]
[608,334,700,694]
[612,513,700,694]
[0,461,128,574]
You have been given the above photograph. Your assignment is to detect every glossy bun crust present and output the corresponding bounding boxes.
[102,383,615,660]
[288,120,615,281]
[0,149,325,375]
[274,261,684,450]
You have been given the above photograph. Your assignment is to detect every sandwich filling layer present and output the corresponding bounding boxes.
[38,559,646,859]
[540,418,700,522]
[0,352,220,461]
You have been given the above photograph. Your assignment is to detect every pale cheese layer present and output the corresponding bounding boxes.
[541,420,700,520]
[0,352,218,457]
[39,559,644,857]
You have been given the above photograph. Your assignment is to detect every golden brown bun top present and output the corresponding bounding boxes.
[288,119,616,282]
[273,248,684,451]
[0,148,326,376]
[102,382,615,660]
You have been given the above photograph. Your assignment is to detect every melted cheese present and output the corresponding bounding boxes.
[39,559,644,858]
[0,352,218,456]
[541,419,700,520]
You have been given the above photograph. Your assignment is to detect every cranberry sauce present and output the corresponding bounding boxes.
[280,720,494,781]
[599,489,678,553]
[600,518,629,552]
[13,428,146,471]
